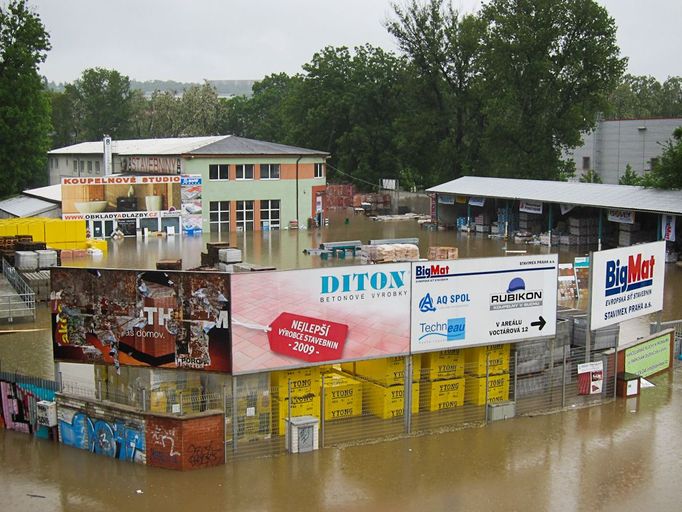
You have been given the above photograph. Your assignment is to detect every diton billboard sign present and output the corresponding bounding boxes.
[590,241,665,330]
[230,263,411,374]
[411,255,558,353]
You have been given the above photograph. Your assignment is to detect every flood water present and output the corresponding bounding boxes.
[1,205,681,511]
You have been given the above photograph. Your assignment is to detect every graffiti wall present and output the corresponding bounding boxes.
[57,396,146,464]
[51,268,231,372]
[0,379,57,437]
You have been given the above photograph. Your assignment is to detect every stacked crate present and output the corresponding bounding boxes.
[519,212,543,234]
[474,213,491,233]
[420,350,466,412]
[271,367,321,435]
[565,216,598,246]
[463,344,510,405]
[617,222,654,247]
[322,371,363,421]
[341,356,420,419]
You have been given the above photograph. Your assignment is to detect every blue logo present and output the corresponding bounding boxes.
[419,293,436,313]
[605,254,656,297]
[507,277,525,293]
[418,317,466,342]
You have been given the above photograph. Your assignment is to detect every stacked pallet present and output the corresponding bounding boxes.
[463,345,510,405]
[271,367,321,435]
[518,212,542,234]
[618,222,654,247]
[419,350,466,412]
[474,213,491,233]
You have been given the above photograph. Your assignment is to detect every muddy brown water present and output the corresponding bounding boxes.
[1,207,681,511]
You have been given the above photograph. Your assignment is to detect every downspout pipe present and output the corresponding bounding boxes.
[295,155,303,226]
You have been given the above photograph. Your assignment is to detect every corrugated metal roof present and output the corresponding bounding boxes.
[48,136,227,155]
[23,184,61,203]
[48,135,328,157]
[427,176,682,215]
[0,196,59,217]
[187,135,328,156]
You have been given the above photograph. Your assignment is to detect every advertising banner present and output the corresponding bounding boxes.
[181,175,203,233]
[51,268,231,372]
[661,214,676,242]
[519,200,543,215]
[61,175,181,221]
[230,264,411,374]
[411,255,558,353]
[607,209,635,224]
[590,241,666,330]
[623,332,672,378]
[577,361,603,395]
[468,197,485,207]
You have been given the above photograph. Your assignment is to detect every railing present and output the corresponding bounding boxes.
[1,259,36,322]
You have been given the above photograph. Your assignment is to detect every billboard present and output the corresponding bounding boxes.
[411,255,558,353]
[61,175,181,220]
[51,268,231,372]
[590,241,665,330]
[623,332,672,378]
[230,263,411,374]
[181,175,203,233]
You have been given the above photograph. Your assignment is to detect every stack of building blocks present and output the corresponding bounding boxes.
[463,344,511,406]
[271,367,321,435]
[322,371,363,421]
[420,350,466,412]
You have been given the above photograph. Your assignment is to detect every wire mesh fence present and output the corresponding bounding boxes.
[651,320,682,358]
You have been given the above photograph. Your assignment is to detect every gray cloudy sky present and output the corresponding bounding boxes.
[28,0,681,84]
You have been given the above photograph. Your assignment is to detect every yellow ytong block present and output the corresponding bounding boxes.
[422,377,465,412]
[363,380,419,420]
[421,350,465,381]
[341,356,421,386]
[71,220,87,241]
[464,373,510,406]
[15,220,31,236]
[323,372,362,421]
[87,238,108,253]
[2,223,17,236]
[28,220,46,242]
[464,344,510,377]
[272,366,321,396]
[44,219,65,243]
[272,393,320,435]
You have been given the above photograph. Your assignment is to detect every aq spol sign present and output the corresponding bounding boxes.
[411,255,558,352]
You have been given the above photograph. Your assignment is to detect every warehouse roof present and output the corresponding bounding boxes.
[48,135,328,157]
[23,184,62,203]
[0,195,59,217]
[427,176,682,216]
[187,135,328,157]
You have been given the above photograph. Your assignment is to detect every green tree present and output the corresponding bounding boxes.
[0,0,51,196]
[177,82,221,136]
[640,126,682,189]
[579,169,602,183]
[143,90,181,138]
[67,67,134,141]
[387,0,486,183]
[618,163,641,185]
[478,0,626,180]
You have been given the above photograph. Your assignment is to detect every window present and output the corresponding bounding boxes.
[209,201,230,233]
[236,164,254,180]
[95,161,100,173]
[87,161,93,173]
[79,161,85,173]
[582,156,591,171]
[209,164,229,180]
[259,163,280,180]
[260,199,280,229]
[314,163,324,179]
[649,157,659,170]
[73,160,78,174]
[236,200,254,231]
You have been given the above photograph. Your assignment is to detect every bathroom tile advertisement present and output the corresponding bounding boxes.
[180,175,203,233]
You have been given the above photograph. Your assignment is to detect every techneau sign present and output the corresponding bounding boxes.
[590,241,665,330]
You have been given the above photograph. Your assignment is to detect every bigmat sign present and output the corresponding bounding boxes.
[590,241,665,330]
[411,255,558,353]
[230,264,411,373]
[51,268,231,371]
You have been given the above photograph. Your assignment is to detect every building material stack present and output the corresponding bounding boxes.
[230,373,272,444]
[341,357,420,419]
[518,212,543,235]
[463,344,510,405]
[420,350,466,412]
[322,371,363,421]
[325,184,355,208]
[474,213,491,233]
[617,222,654,247]
[360,244,420,264]
[427,246,458,260]
[271,367,321,435]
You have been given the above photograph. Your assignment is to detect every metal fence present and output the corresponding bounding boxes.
[1,259,36,322]
[650,319,682,358]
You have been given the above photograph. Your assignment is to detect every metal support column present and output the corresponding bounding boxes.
[404,355,413,434]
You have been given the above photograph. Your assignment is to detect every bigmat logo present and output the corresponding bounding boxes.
[605,253,656,297]
[415,264,450,279]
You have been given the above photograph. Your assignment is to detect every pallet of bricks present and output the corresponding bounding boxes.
[513,318,572,399]
[474,213,491,234]
[427,246,458,260]
[341,357,419,419]
[561,216,598,246]
[463,344,510,406]
[617,222,653,247]
[271,367,321,436]
[419,350,466,412]
[518,212,542,234]
[360,244,419,264]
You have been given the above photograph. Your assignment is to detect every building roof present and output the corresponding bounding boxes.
[23,184,62,203]
[48,135,328,157]
[48,136,226,156]
[187,135,329,157]
[0,195,59,217]
[427,176,682,216]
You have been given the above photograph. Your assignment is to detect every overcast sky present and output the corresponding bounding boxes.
[27,0,681,84]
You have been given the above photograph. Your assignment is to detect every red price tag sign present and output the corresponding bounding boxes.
[268,312,348,363]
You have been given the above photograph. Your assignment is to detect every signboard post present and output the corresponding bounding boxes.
[411,255,558,353]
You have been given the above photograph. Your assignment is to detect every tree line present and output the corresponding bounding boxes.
[2,0,681,200]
